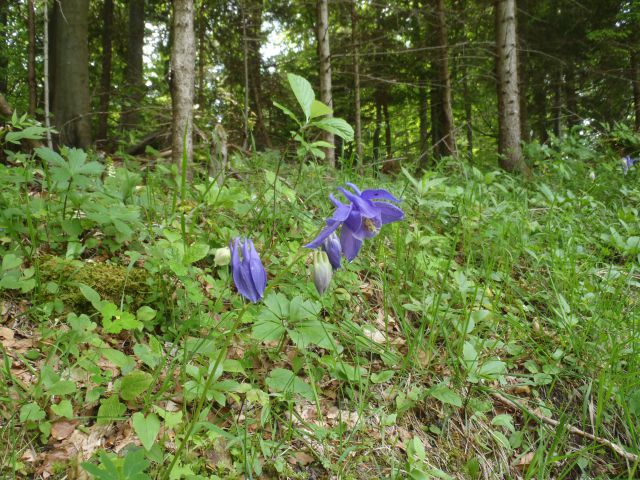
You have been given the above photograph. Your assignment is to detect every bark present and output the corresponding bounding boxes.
[532,75,548,143]
[517,0,529,141]
[27,0,37,116]
[0,0,8,94]
[197,12,206,108]
[373,98,381,161]
[351,0,363,171]
[316,0,335,167]
[433,0,457,157]
[565,66,578,128]
[43,0,52,147]
[121,0,145,129]
[247,1,271,149]
[552,68,562,137]
[462,60,473,161]
[383,99,391,159]
[97,0,114,145]
[429,81,441,157]
[419,86,429,156]
[52,0,92,149]
[632,50,640,132]
[494,0,526,173]
[170,0,195,174]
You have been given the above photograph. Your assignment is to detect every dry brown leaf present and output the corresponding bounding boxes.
[291,451,315,466]
[0,326,14,340]
[516,451,535,468]
[50,420,77,441]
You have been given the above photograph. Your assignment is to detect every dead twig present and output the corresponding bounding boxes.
[492,392,639,463]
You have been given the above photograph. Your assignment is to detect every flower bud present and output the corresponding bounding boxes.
[214,246,231,266]
[322,232,342,270]
[312,250,333,295]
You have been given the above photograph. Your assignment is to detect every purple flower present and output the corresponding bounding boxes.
[305,183,404,262]
[623,155,638,174]
[230,237,267,303]
[312,250,333,295]
[322,232,342,270]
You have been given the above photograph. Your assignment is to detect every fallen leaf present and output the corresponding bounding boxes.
[0,326,14,340]
[291,451,314,466]
[50,420,76,441]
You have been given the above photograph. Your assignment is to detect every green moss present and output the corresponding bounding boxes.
[37,255,150,312]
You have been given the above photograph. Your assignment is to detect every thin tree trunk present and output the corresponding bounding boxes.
[553,67,562,137]
[430,82,441,157]
[97,0,113,145]
[0,0,8,95]
[171,0,195,175]
[242,7,249,149]
[373,99,381,162]
[351,0,363,171]
[52,0,92,149]
[434,0,457,157]
[565,65,578,128]
[383,99,391,159]
[462,57,473,161]
[494,0,526,173]
[247,1,271,149]
[121,0,145,129]
[532,75,548,143]
[632,50,640,132]
[316,0,335,167]
[27,0,37,116]
[43,0,52,148]
[197,10,206,108]
[517,0,529,142]
[419,85,429,157]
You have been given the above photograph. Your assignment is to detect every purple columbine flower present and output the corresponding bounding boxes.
[623,155,637,174]
[322,232,342,270]
[305,183,404,262]
[230,237,267,303]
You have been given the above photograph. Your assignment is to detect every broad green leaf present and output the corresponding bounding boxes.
[101,348,136,374]
[51,400,74,419]
[429,383,462,407]
[47,380,77,396]
[252,315,286,342]
[136,306,157,323]
[96,396,126,425]
[312,117,354,142]
[309,99,332,118]
[132,412,161,451]
[120,371,154,401]
[2,253,22,271]
[122,447,151,477]
[266,368,314,401]
[491,414,515,433]
[287,73,315,121]
[79,283,102,310]
[20,403,45,422]
[273,100,300,124]
[478,360,507,379]
[370,370,395,384]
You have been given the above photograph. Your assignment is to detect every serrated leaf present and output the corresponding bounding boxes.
[51,400,74,419]
[132,412,161,451]
[309,99,332,118]
[20,403,45,422]
[120,371,153,401]
[287,73,315,121]
[97,396,126,425]
[312,117,354,141]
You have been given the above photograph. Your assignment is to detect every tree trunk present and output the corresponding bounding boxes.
[0,0,8,95]
[383,99,391,159]
[433,0,457,157]
[373,98,381,161]
[27,0,37,116]
[316,0,335,167]
[565,65,578,128]
[197,12,206,108]
[632,49,640,132]
[462,58,473,161]
[97,0,114,145]
[517,0,529,142]
[171,0,195,174]
[247,1,271,149]
[430,81,442,157]
[351,0,363,171]
[52,0,92,149]
[419,85,429,157]
[121,0,145,129]
[532,75,548,143]
[494,0,526,173]
[552,68,562,137]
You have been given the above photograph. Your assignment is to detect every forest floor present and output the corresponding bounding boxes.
[1,140,639,479]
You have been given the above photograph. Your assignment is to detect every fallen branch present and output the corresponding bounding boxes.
[492,392,639,463]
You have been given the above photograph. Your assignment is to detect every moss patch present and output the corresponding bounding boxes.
[37,256,150,313]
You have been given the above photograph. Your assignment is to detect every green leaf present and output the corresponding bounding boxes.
[478,360,507,379]
[20,403,45,422]
[287,73,315,121]
[312,117,354,142]
[428,383,462,407]
[370,370,395,384]
[309,99,332,118]
[97,395,127,425]
[491,414,515,433]
[136,306,157,323]
[79,283,102,310]
[266,368,315,401]
[51,400,74,419]
[2,253,22,271]
[101,348,136,374]
[154,406,183,430]
[123,447,151,477]
[47,380,77,396]
[132,412,161,451]
[273,100,300,125]
[120,371,154,401]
